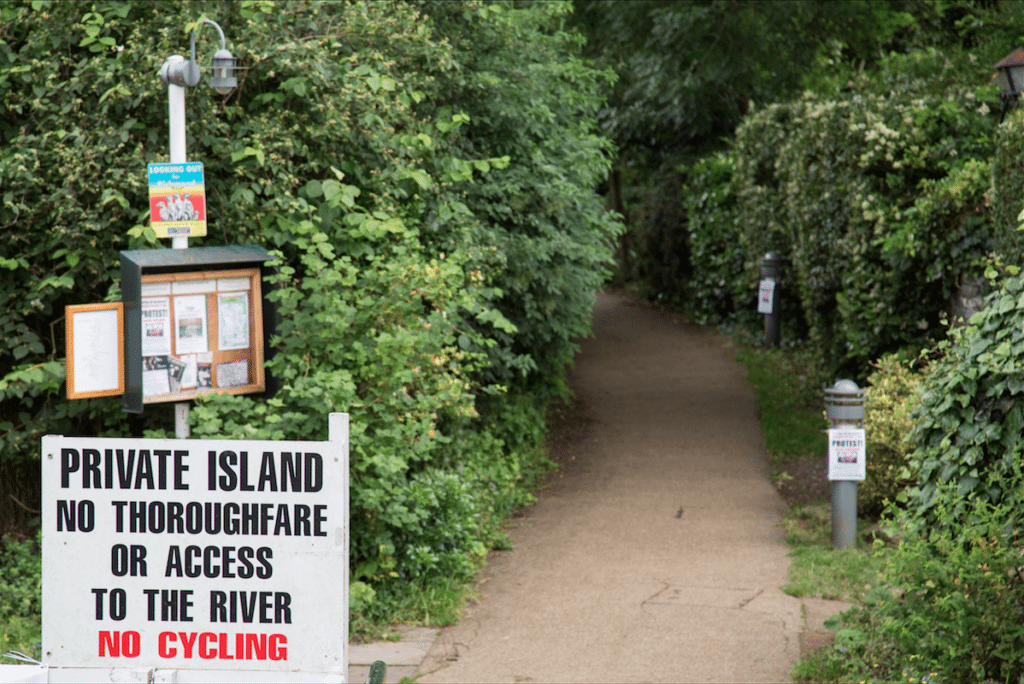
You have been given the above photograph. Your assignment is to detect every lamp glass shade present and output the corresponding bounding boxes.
[210,48,237,95]
[993,48,1024,94]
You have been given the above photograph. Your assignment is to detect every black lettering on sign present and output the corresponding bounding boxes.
[143,589,194,622]
[209,591,291,624]
[92,588,127,621]
[164,545,272,579]
[64,448,189,490]
[208,451,323,492]
[111,544,148,577]
[56,500,95,532]
[108,501,328,536]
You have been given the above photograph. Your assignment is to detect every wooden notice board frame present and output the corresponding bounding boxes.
[66,302,125,399]
[138,267,265,404]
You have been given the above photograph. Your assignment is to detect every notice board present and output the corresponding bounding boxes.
[121,246,277,414]
[40,414,349,681]
[137,268,264,402]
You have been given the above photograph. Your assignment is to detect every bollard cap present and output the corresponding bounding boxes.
[824,379,865,422]
[761,252,783,279]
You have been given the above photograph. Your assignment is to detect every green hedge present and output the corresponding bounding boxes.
[0,0,621,624]
[676,53,998,374]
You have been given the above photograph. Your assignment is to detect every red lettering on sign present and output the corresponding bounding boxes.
[269,634,287,661]
[156,632,287,661]
[158,632,176,658]
[97,631,140,658]
[198,632,217,659]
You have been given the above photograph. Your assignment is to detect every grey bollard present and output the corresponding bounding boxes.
[824,379,866,550]
[760,253,783,348]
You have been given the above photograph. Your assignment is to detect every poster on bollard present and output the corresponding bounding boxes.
[757,279,775,314]
[827,428,866,481]
[40,414,348,681]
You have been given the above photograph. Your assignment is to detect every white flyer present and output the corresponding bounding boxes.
[828,428,866,481]
[216,358,249,388]
[218,291,250,351]
[757,279,775,314]
[142,355,171,396]
[173,294,209,355]
[179,353,198,389]
[141,297,172,356]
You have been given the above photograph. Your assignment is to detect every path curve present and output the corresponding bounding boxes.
[417,292,806,683]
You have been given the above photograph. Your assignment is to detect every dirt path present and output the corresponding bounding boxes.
[416,292,811,682]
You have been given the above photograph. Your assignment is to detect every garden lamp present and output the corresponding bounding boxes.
[159,19,239,95]
[993,47,1024,118]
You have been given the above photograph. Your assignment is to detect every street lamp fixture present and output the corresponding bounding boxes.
[159,19,239,94]
[993,47,1024,119]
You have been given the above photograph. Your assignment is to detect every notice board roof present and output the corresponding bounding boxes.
[121,244,274,271]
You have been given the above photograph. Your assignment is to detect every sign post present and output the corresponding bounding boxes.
[37,414,349,682]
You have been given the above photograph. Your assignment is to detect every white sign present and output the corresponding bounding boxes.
[827,428,866,481]
[757,278,775,314]
[40,414,349,681]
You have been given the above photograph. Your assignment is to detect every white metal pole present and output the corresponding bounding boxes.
[167,55,191,439]
[167,55,189,251]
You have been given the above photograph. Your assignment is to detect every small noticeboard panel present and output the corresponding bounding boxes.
[149,162,207,238]
[121,246,276,414]
[40,415,349,679]
[66,303,124,399]
[827,428,866,481]
[757,279,775,314]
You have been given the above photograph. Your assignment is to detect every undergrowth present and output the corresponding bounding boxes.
[0,532,41,662]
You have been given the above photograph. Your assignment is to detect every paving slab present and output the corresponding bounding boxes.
[349,626,438,683]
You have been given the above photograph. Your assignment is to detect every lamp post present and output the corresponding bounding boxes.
[157,19,239,437]
[993,47,1024,121]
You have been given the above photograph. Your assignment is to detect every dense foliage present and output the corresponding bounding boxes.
[679,58,998,375]
[0,533,42,660]
[860,355,924,517]
[0,0,621,625]
[572,0,929,160]
[799,496,1024,683]
[902,275,1024,536]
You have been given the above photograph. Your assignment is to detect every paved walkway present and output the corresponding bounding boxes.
[351,292,849,683]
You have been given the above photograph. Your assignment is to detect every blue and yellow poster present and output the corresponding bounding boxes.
[148,162,207,238]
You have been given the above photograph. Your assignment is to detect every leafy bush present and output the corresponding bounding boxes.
[652,48,1000,374]
[903,275,1024,536]
[678,153,746,325]
[732,80,996,375]
[630,170,691,309]
[991,107,1024,260]
[0,533,41,623]
[860,354,925,517]
[0,532,42,661]
[0,0,620,626]
[800,493,1024,683]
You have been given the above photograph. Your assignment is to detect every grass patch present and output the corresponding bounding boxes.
[735,346,828,464]
[784,546,883,602]
[350,576,477,642]
[0,616,41,663]
[781,504,890,603]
